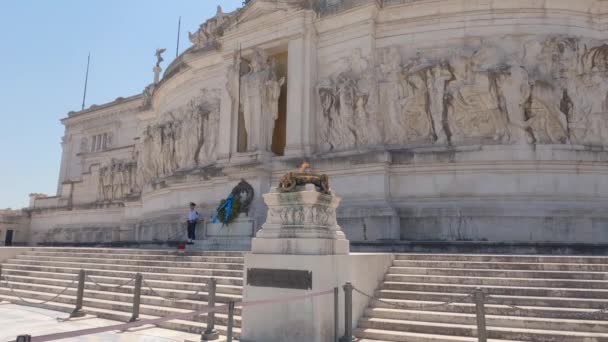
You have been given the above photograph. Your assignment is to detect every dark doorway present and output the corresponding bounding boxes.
[5,230,13,246]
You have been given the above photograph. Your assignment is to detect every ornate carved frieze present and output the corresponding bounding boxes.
[134,89,221,188]
[189,6,236,50]
[316,36,608,152]
[98,159,138,202]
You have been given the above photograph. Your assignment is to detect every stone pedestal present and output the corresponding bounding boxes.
[251,184,350,255]
[241,184,364,342]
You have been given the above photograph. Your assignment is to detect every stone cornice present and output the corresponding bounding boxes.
[62,94,143,126]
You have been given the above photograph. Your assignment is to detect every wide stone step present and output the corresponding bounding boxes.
[375,289,608,309]
[385,274,608,289]
[368,298,607,321]
[380,281,608,299]
[2,268,243,286]
[2,261,242,277]
[364,308,608,333]
[23,252,244,263]
[393,260,608,272]
[0,293,242,338]
[14,255,244,270]
[357,317,608,341]
[28,247,244,257]
[394,254,608,264]
[389,266,608,280]
[354,328,522,342]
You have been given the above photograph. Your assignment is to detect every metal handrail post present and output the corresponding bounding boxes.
[201,278,219,340]
[226,301,235,342]
[334,286,339,342]
[473,288,488,342]
[341,282,353,342]
[70,269,86,318]
[129,273,143,322]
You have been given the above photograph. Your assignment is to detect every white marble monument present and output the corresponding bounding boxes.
[11,0,608,247]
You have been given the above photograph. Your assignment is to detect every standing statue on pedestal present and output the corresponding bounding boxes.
[240,49,284,152]
[153,48,166,84]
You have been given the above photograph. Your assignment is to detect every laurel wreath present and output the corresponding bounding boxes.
[215,194,241,225]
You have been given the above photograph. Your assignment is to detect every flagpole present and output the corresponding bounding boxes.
[81,52,90,111]
[176,16,181,58]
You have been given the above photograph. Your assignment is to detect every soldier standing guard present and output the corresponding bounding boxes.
[186,202,200,244]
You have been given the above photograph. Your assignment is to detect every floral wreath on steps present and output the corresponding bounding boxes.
[211,179,254,226]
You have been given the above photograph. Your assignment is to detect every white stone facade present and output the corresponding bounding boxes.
[22,0,608,246]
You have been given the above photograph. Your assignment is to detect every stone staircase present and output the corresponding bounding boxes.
[0,248,245,339]
[355,254,608,342]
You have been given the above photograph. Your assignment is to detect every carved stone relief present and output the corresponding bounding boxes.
[189,6,235,49]
[316,36,608,152]
[98,159,138,201]
[230,48,285,152]
[134,89,221,188]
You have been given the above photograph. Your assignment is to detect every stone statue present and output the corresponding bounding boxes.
[240,49,283,152]
[188,5,232,49]
[155,48,166,68]
[153,48,166,84]
[378,47,406,144]
[426,61,453,144]
[226,52,241,121]
[142,84,155,108]
[265,75,285,147]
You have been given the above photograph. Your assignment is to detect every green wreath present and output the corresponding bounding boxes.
[215,194,241,225]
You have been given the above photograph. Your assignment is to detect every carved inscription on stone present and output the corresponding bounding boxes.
[247,268,312,290]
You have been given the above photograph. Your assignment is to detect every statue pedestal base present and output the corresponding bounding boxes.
[240,185,391,342]
[251,185,350,255]
[240,253,392,342]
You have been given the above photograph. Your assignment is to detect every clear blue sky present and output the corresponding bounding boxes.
[0,0,243,209]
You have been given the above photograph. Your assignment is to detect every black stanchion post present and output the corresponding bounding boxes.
[341,282,353,342]
[201,277,219,340]
[473,288,488,342]
[70,269,86,318]
[334,286,339,342]
[129,273,143,322]
[226,301,235,342]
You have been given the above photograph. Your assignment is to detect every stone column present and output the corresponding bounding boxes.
[284,28,316,158]
[217,57,235,162]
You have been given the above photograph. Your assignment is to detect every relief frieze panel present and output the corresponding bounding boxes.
[316,36,608,152]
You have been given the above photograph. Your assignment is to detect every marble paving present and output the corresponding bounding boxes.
[0,302,208,342]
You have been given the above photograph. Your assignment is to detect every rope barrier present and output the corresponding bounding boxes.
[27,287,335,342]
[86,274,136,290]
[0,275,78,306]
[141,278,205,302]
[486,295,608,319]
[352,285,473,310]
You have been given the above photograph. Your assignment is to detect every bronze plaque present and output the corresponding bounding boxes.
[247,268,312,290]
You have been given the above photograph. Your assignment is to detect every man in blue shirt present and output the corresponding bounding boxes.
[187,202,200,244]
